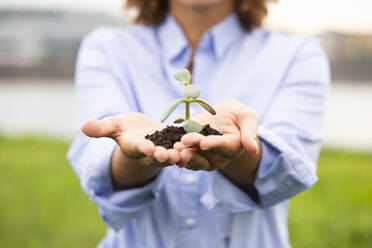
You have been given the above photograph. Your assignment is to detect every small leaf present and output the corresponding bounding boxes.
[184,120,202,133]
[174,69,191,84]
[189,99,216,115]
[174,118,185,124]
[183,85,201,99]
[160,99,184,122]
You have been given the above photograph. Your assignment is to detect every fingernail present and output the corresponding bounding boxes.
[200,145,208,151]
[158,158,167,163]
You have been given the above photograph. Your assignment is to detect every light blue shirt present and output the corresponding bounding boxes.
[67,12,330,248]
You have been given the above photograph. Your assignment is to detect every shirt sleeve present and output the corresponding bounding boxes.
[67,28,164,231]
[200,37,330,212]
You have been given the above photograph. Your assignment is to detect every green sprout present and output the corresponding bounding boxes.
[160,69,216,133]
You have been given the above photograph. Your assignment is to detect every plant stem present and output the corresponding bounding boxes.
[185,79,191,120]
[185,98,190,120]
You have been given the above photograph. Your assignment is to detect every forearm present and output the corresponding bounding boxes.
[219,139,262,199]
[111,146,161,190]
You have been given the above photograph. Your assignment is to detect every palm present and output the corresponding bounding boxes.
[193,105,243,157]
[176,100,259,170]
[109,112,160,137]
[111,113,165,155]
[82,112,180,165]
[195,108,240,135]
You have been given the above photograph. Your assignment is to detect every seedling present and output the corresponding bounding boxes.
[160,69,216,133]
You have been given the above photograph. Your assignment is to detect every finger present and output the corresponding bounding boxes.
[153,146,168,163]
[138,156,171,167]
[180,132,205,147]
[173,142,185,152]
[82,117,120,138]
[241,135,259,155]
[180,148,197,164]
[168,149,181,164]
[186,153,214,171]
[117,135,148,159]
[199,134,241,157]
[199,150,230,169]
[138,156,157,167]
[239,113,259,154]
[137,139,156,156]
[176,162,186,168]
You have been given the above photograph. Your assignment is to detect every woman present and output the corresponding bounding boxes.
[67,0,330,247]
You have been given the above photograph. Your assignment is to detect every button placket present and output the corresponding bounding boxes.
[173,172,200,231]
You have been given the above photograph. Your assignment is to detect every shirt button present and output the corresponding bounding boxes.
[184,218,196,228]
[185,174,196,184]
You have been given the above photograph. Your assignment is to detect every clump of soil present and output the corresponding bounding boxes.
[145,125,222,149]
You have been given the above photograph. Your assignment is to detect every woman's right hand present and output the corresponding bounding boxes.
[82,112,181,167]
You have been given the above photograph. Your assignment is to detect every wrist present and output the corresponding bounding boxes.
[111,146,161,190]
[220,139,262,186]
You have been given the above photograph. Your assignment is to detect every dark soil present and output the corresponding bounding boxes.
[145,125,222,149]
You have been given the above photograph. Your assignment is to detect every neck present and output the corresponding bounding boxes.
[170,1,234,52]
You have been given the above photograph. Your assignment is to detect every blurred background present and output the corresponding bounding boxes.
[0,0,371,247]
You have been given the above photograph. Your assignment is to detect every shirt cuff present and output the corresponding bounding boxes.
[80,137,117,197]
[255,126,318,208]
[80,137,164,231]
[200,170,258,213]
[93,170,164,231]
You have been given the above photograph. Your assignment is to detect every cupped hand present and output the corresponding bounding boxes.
[174,99,259,171]
[82,112,181,167]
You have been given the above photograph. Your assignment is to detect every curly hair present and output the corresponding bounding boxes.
[125,0,271,31]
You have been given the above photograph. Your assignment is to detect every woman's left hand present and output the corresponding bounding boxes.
[174,99,260,171]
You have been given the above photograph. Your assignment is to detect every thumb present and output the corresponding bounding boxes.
[82,117,120,138]
[238,112,259,155]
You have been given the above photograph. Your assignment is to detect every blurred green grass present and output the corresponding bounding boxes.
[0,136,371,247]
[0,136,106,248]
[289,149,372,248]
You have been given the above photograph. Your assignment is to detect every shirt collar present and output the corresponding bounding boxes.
[157,13,189,62]
[210,12,246,58]
[157,12,246,61]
